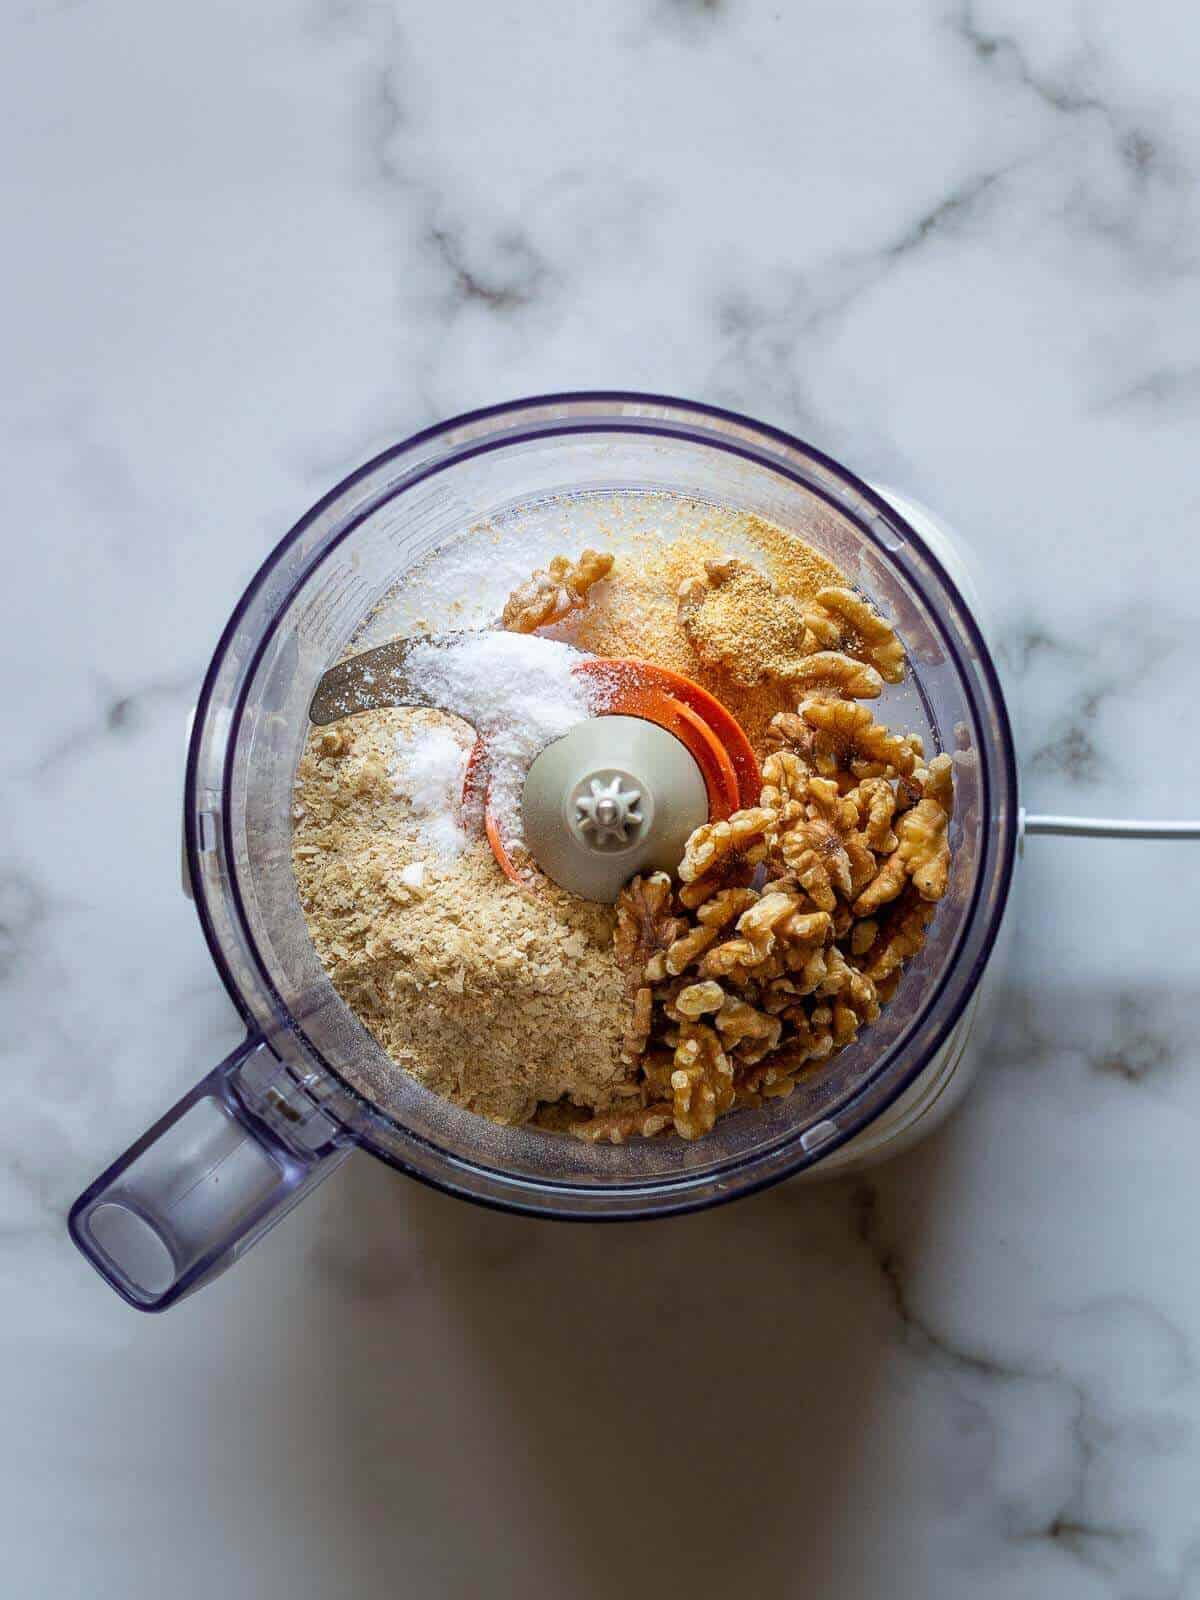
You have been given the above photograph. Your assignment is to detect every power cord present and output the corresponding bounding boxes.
[1021,811,1200,840]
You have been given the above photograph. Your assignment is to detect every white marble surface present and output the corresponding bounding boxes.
[4,0,1200,1595]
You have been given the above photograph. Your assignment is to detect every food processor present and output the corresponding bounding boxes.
[69,394,1023,1311]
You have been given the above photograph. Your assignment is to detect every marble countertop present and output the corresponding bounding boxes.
[5,1,1200,1595]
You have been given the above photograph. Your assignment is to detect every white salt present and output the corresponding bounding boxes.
[402,632,605,848]
[391,724,472,858]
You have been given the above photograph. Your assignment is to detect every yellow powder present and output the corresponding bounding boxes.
[291,708,631,1124]
[550,517,843,750]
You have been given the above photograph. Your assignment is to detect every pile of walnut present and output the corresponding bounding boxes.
[569,557,953,1145]
[572,708,953,1143]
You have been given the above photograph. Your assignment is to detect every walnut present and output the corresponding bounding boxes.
[614,874,689,1057]
[733,1082,765,1109]
[854,797,950,914]
[700,889,804,978]
[732,1033,784,1068]
[779,909,834,971]
[714,994,782,1059]
[760,749,809,819]
[739,1020,836,1098]
[797,605,842,651]
[784,652,884,700]
[761,960,838,1011]
[852,852,907,916]
[748,889,812,947]
[695,886,760,930]
[776,775,876,909]
[763,925,833,1001]
[798,696,917,779]
[623,984,654,1060]
[918,752,955,817]
[850,918,879,957]
[664,924,719,976]
[763,711,817,766]
[677,560,813,687]
[873,970,902,1005]
[802,944,835,993]
[803,587,906,684]
[782,1011,840,1078]
[866,893,935,983]
[747,1000,841,1064]
[803,776,856,827]
[639,1046,676,1102]
[830,1001,860,1048]
[678,808,773,908]
[850,777,899,853]
[570,1103,675,1143]
[698,940,765,984]
[704,894,833,989]
[674,980,725,1019]
[904,796,951,900]
[614,872,686,978]
[760,976,806,1015]
[816,947,880,1026]
[679,807,774,883]
[671,1022,735,1140]
[777,814,852,910]
[502,549,614,633]
[671,1067,717,1139]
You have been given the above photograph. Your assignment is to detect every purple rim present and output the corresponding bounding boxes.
[185,392,1019,1216]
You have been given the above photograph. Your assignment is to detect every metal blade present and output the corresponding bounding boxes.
[307,633,470,725]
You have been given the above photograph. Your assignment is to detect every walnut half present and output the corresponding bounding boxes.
[671,1021,735,1140]
[502,549,615,633]
[614,872,685,980]
[802,587,906,684]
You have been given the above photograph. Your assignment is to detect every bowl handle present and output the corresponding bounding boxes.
[68,1038,352,1312]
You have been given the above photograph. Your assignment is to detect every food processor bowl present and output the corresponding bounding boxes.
[69,394,1019,1310]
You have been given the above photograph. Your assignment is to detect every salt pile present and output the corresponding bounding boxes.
[391,723,472,859]
[395,632,606,849]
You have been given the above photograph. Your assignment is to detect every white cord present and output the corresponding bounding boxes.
[1021,810,1200,840]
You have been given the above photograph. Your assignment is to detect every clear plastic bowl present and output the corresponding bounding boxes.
[70,394,1019,1311]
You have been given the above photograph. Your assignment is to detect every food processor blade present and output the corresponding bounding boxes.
[307,632,466,724]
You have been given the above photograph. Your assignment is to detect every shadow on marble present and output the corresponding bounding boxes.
[282,1132,956,1598]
